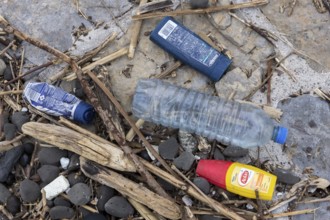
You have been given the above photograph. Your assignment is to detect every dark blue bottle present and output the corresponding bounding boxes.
[150,16,232,81]
[23,82,95,124]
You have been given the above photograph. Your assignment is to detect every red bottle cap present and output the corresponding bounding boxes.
[196,160,233,189]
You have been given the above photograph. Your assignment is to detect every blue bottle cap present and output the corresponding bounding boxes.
[73,101,95,124]
[274,126,288,144]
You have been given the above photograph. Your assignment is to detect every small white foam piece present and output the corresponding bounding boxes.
[43,175,70,200]
[60,157,70,170]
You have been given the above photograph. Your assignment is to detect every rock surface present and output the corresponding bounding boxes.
[10,112,30,132]
[5,195,21,215]
[38,147,68,165]
[0,184,11,203]
[178,130,198,153]
[104,196,134,218]
[20,179,41,202]
[49,206,75,220]
[223,146,249,158]
[0,146,23,182]
[173,151,195,171]
[96,185,115,212]
[273,168,300,185]
[67,183,91,205]
[159,137,180,160]
[37,165,60,184]
[193,177,211,194]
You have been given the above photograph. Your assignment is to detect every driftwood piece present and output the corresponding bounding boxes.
[138,0,173,14]
[21,122,136,172]
[80,158,182,220]
[128,0,148,59]
[132,0,269,20]
[63,47,128,81]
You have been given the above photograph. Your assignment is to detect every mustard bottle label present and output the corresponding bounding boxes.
[230,167,271,193]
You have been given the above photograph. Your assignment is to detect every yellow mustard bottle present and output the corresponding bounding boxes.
[196,160,277,200]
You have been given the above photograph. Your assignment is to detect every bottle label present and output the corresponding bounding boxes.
[231,167,271,193]
[24,82,81,119]
[158,20,220,67]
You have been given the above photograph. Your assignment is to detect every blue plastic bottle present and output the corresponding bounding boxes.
[132,79,288,148]
[23,82,95,124]
[150,16,232,81]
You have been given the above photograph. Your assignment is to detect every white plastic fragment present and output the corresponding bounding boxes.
[42,175,70,200]
[60,157,70,170]
[182,195,193,207]
[146,145,159,161]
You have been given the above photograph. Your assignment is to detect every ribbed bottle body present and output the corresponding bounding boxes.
[132,79,275,148]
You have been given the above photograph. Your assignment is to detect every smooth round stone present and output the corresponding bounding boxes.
[49,206,75,220]
[83,213,107,220]
[67,183,91,205]
[193,177,211,194]
[67,172,86,186]
[0,183,11,203]
[20,179,41,202]
[96,185,115,211]
[38,147,68,165]
[10,111,30,132]
[104,196,134,218]
[3,123,17,140]
[37,165,60,183]
[6,195,21,215]
[53,197,72,207]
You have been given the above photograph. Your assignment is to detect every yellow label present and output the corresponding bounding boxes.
[230,166,271,193]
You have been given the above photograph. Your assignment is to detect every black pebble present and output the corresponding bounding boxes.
[38,147,68,165]
[193,177,210,194]
[49,206,75,220]
[22,143,34,155]
[273,168,301,185]
[68,172,86,186]
[157,177,175,191]
[19,154,30,167]
[84,213,107,220]
[96,185,115,211]
[37,165,60,184]
[190,0,209,9]
[3,123,17,140]
[0,146,23,182]
[223,146,249,158]
[0,111,9,125]
[20,179,41,202]
[5,173,15,186]
[67,153,80,170]
[173,151,195,171]
[6,195,21,215]
[10,111,30,132]
[213,148,225,160]
[46,199,54,208]
[138,150,152,162]
[74,79,85,99]
[0,183,11,203]
[104,196,135,218]
[3,66,13,81]
[159,137,180,160]
[54,197,72,207]
[67,183,91,205]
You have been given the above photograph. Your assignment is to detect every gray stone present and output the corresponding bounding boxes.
[223,146,249,158]
[273,168,300,185]
[159,137,180,160]
[213,148,225,160]
[5,195,21,215]
[104,196,134,218]
[0,146,23,182]
[84,213,107,220]
[68,172,86,186]
[3,123,17,141]
[0,184,11,204]
[173,151,195,171]
[96,185,115,212]
[68,153,80,170]
[278,95,330,179]
[20,179,41,202]
[178,130,198,153]
[10,112,30,132]
[215,67,261,100]
[38,147,68,165]
[67,183,91,205]
[0,59,6,76]
[53,197,71,207]
[190,0,209,9]
[49,206,75,220]
[193,177,210,194]
[37,165,60,184]
[157,177,176,191]
[292,202,330,220]
[3,66,13,81]
[22,143,34,155]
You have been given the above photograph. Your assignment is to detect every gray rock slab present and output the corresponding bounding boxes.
[273,168,300,185]
[159,137,180,160]
[215,67,261,99]
[104,196,134,218]
[193,177,210,194]
[213,148,225,160]
[278,95,330,179]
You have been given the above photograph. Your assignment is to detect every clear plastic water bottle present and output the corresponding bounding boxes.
[23,82,95,124]
[132,79,288,148]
